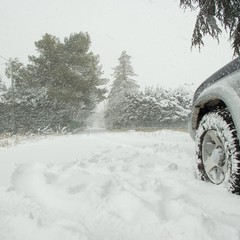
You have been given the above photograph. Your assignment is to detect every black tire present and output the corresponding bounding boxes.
[195,108,240,194]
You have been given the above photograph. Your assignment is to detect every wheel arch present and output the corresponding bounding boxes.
[191,97,227,136]
[191,80,240,142]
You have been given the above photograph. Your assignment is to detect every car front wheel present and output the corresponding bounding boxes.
[195,109,240,194]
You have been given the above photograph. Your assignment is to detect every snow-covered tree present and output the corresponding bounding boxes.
[180,0,240,55]
[109,51,139,100]
[111,86,193,129]
[0,77,7,101]
[3,32,108,133]
[105,51,139,129]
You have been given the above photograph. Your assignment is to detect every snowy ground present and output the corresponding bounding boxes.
[0,130,240,240]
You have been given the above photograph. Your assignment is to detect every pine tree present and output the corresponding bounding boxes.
[27,33,108,111]
[109,51,139,101]
[180,0,240,55]
[4,32,108,133]
[105,51,139,129]
[0,77,7,102]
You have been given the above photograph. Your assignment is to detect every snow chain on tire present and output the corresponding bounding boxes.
[195,108,240,194]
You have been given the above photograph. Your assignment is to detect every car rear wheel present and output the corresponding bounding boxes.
[195,109,240,194]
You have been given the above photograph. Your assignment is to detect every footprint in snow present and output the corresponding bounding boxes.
[167,163,178,171]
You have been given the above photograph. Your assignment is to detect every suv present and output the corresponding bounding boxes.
[189,57,240,194]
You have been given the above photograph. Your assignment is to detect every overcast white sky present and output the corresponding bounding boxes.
[0,0,234,90]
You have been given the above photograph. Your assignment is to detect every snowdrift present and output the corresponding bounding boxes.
[0,131,240,240]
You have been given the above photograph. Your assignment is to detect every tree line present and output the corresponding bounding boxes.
[0,0,238,134]
[0,33,192,134]
[104,51,192,130]
[0,33,107,133]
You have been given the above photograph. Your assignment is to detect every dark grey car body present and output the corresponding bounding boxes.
[189,57,240,141]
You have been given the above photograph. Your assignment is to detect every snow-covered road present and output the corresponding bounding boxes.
[0,130,240,240]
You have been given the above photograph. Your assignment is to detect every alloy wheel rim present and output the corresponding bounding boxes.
[202,130,228,184]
